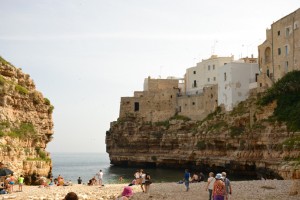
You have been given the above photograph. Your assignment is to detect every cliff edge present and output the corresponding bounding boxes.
[106,72,300,180]
[0,56,54,183]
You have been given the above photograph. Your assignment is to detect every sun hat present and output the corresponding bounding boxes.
[122,186,133,197]
[215,173,222,180]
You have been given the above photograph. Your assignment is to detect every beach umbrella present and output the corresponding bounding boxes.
[0,168,13,176]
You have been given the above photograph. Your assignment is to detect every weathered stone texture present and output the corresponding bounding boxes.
[0,58,53,181]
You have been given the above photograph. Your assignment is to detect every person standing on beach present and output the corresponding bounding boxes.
[77,177,82,184]
[144,173,152,193]
[96,170,104,186]
[221,172,232,200]
[140,169,146,192]
[18,175,24,192]
[206,172,215,200]
[184,169,190,192]
[213,173,225,200]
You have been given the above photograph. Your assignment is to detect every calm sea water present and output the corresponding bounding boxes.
[51,152,184,184]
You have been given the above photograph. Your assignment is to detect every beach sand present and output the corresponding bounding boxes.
[1,180,299,200]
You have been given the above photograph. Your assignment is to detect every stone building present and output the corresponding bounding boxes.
[185,55,234,95]
[119,77,179,122]
[258,8,300,91]
[177,85,218,120]
[218,61,259,111]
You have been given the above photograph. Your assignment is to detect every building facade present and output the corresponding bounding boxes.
[185,55,234,95]
[218,62,259,111]
[258,8,300,90]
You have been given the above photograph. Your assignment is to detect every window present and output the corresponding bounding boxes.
[224,73,227,81]
[267,68,270,77]
[278,48,281,55]
[208,65,211,70]
[286,27,290,37]
[213,77,216,81]
[255,73,259,82]
[213,65,215,70]
[285,61,289,72]
[278,30,280,36]
[134,102,139,111]
[285,45,288,55]
[207,78,210,82]
[193,70,196,74]
[193,80,197,88]
[192,102,195,105]
[224,63,227,65]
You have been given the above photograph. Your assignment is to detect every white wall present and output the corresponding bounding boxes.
[218,62,259,111]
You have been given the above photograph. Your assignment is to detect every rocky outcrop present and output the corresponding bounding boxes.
[0,57,54,183]
[106,94,300,180]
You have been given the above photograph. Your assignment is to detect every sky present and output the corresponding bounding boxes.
[0,0,299,153]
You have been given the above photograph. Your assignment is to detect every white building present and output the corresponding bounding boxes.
[185,55,234,95]
[218,62,259,111]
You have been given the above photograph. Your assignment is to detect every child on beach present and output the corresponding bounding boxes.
[144,173,152,193]
[117,186,133,200]
[18,175,24,192]
[64,192,78,200]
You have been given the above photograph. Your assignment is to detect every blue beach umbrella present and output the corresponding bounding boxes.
[0,168,13,176]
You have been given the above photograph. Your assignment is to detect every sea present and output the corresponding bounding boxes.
[51,152,184,184]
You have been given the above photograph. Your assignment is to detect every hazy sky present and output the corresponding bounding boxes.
[0,0,299,153]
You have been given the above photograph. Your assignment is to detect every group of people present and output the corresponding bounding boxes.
[184,170,232,200]
[129,169,151,193]
[0,174,24,194]
[86,169,104,186]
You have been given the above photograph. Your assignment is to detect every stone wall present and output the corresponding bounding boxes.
[119,77,179,122]
[177,85,218,121]
[0,57,53,181]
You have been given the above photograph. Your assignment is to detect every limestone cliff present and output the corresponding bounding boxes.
[0,57,54,183]
[106,77,300,180]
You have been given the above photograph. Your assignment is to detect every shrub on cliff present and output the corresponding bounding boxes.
[259,70,300,131]
[15,84,29,95]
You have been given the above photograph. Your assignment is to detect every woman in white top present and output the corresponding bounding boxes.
[206,172,215,200]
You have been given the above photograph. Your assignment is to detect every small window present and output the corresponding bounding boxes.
[224,63,227,65]
[286,27,290,37]
[285,61,289,72]
[277,30,280,36]
[278,48,281,55]
[134,102,139,111]
[213,77,216,81]
[255,73,259,82]
[192,102,195,105]
[213,65,215,70]
[207,78,210,82]
[224,73,227,81]
[208,65,211,70]
[193,70,196,74]
[285,45,288,55]
[193,80,197,88]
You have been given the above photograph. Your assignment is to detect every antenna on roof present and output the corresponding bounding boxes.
[211,40,218,55]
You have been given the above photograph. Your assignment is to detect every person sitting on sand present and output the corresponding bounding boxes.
[116,186,133,200]
[191,173,199,183]
[64,192,78,200]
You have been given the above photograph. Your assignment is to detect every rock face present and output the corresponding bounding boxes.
[0,57,54,183]
[106,94,300,180]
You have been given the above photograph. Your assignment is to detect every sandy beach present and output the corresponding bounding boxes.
[1,180,299,200]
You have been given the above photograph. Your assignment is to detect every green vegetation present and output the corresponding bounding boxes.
[151,156,157,161]
[282,136,300,151]
[7,122,36,139]
[230,125,245,138]
[259,71,300,131]
[196,140,206,150]
[48,105,54,114]
[207,120,228,132]
[154,120,170,129]
[170,115,191,121]
[0,56,10,65]
[44,98,51,105]
[0,75,5,85]
[15,84,29,95]
[230,101,248,116]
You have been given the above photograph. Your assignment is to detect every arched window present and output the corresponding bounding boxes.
[265,47,271,63]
